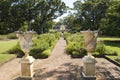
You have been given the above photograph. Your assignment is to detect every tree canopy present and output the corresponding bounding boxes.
[73,0,110,30]
[57,0,120,36]
[0,0,67,34]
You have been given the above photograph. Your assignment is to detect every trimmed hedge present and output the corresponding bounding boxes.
[9,32,60,58]
[0,33,17,40]
[64,32,118,58]
[65,33,87,57]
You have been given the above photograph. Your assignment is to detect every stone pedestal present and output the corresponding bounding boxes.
[82,56,96,80]
[20,56,35,78]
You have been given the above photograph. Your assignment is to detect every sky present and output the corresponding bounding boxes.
[53,0,77,22]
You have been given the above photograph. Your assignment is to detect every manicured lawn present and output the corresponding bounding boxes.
[98,37,120,55]
[0,40,18,63]
[98,37,120,41]
[0,54,15,63]
[0,40,18,53]
[98,37,120,62]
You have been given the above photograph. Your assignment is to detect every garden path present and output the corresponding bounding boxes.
[0,37,120,80]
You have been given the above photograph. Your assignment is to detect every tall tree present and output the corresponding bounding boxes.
[0,0,66,34]
[0,0,24,34]
[100,0,120,36]
[35,0,66,33]
[73,0,110,30]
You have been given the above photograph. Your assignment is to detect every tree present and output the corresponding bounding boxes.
[57,14,81,31]
[0,0,66,34]
[34,0,66,33]
[73,0,110,30]
[100,0,120,36]
[0,0,24,34]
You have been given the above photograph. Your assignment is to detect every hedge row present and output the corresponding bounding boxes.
[9,32,60,58]
[64,32,118,58]
[0,33,17,40]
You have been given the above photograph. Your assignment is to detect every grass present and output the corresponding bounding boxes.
[0,40,18,53]
[98,37,120,41]
[98,37,120,62]
[0,54,15,63]
[0,40,18,63]
[98,37,120,55]
[106,56,120,60]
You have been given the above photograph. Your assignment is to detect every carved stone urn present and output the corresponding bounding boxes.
[16,31,35,59]
[81,30,98,79]
[16,31,36,78]
[81,30,98,58]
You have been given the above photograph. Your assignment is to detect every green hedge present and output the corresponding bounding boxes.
[0,33,17,40]
[65,33,87,57]
[64,32,117,57]
[9,32,60,58]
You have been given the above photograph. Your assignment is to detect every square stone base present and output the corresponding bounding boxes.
[81,72,96,80]
[82,56,97,76]
[21,56,35,77]
[13,76,32,80]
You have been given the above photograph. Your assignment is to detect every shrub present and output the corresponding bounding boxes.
[6,33,17,39]
[41,49,51,58]
[8,43,24,57]
[65,33,86,57]
[0,35,5,40]
[95,42,106,55]
[9,33,60,59]
[65,33,118,58]
[95,41,118,56]
[30,33,59,58]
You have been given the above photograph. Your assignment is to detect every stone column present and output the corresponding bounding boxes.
[81,30,98,80]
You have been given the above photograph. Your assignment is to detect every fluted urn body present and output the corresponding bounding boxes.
[16,31,35,59]
[81,30,98,57]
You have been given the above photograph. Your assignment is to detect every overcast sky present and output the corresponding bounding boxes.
[53,0,77,22]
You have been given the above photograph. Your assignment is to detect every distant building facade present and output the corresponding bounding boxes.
[53,25,70,32]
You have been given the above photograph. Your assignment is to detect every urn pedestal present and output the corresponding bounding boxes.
[82,56,96,80]
[15,31,35,80]
[81,30,98,80]
[21,56,35,78]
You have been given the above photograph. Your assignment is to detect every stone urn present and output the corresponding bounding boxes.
[81,30,98,78]
[16,31,35,59]
[16,31,36,78]
[81,30,98,58]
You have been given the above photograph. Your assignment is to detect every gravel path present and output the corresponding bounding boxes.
[0,37,120,80]
[0,58,20,80]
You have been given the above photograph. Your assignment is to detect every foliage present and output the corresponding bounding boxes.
[73,0,110,30]
[100,0,120,36]
[0,0,67,34]
[0,0,24,34]
[65,33,87,57]
[6,33,17,39]
[30,33,60,58]
[8,43,24,57]
[10,33,60,58]
[95,41,106,55]
[0,33,17,40]
[99,37,120,56]
[57,14,81,31]
[65,33,119,57]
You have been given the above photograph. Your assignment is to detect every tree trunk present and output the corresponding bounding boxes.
[40,20,46,34]
[28,21,31,31]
